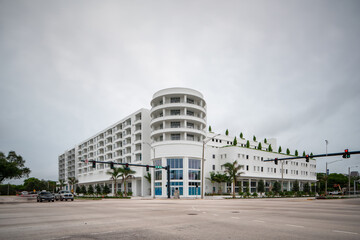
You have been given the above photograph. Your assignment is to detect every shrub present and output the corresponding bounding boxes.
[252,192,258,197]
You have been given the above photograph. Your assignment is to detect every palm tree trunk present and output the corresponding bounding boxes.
[233,180,235,198]
[124,179,127,197]
[114,179,117,196]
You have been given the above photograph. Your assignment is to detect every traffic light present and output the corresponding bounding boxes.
[274,158,278,165]
[305,155,309,162]
[342,149,350,158]
[110,162,114,169]
[146,165,149,171]
[125,163,129,170]
[92,161,96,168]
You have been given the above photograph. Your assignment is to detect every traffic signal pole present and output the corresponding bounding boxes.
[167,165,171,199]
[264,150,360,162]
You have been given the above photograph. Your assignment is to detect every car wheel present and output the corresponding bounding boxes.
[40,199,42,202]
[65,199,68,201]
[37,198,39,202]
[52,200,55,202]
[71,199,74,201]
[60,198,63,201]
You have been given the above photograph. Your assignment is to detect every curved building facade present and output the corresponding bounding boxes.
[150,88,207,197]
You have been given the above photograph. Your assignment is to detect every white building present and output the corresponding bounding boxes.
[58,87,317,197]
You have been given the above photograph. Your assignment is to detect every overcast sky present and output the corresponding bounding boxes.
[1,0,360,183]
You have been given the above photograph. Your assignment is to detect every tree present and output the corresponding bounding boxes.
[286,148,290,155]
[233,137,237,146]
[273,181,281,193]
[209,126,212,132]
[118,166,136,197]
[225,129,229,136]
[302,151,306,157]
[207,172,217,194]
[264,138,267,144]
[23,177,46,192]
[68,177,78,193]
[240,132,243,139]
[258,142,262,150]
[292,180,299,192]
[58,179,66,190]
[253,135,256,142]
[303,182,310,193]
[88,185,94,195]
[295,150,298,156]
[310,152,313,158]
[278,146,282,153]
[257,180,265,195]
[0,151,30,183]
[106,167,122,196]
[214,172,229,194]
[222,161,244,198]
[102,184,110,195]
[95,184,102,196]
[76,185,81,195]
[246,140,250,148]
[81,185,87,195]
[144,172,151,195]
[268,144,273,152]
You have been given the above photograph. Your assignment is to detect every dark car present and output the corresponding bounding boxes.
[37,191,55,202]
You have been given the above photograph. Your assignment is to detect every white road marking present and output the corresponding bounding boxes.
[102,231,114,234]
[252,220,265,223]
[213,214,218,216]
[286,224,304,228]
[202,212,207,214]
[333,230,358,235]
[231,217,240,219]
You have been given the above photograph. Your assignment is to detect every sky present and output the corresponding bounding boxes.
[1,0,360,184]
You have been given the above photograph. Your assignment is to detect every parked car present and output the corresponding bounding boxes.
[37,191,55,202]
[55,190,74,201]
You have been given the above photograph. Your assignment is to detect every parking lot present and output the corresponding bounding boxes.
[0,196,359,240]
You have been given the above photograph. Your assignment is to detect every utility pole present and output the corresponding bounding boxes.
[348,167,351,196]
[281,161,284,192]
[325,162,328,195]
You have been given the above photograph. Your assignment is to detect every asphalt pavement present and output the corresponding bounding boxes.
[0,196,359,240]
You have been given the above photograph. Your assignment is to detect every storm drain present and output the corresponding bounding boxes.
[232,211,240,213]
[187,213,198,215]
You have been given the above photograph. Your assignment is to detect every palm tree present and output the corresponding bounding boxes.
[68,177,78,194]
[144,172,151,195]
[214,172,229,194]
[206,172,217,194]
[106,167,122,196]
[58,179,65,190]
[118,166,136,197]
[222,160,244,198]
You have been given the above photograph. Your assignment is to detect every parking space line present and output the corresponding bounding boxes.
[333,230,358,235]
[286,224,304,228]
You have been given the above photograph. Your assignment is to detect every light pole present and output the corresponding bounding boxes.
[143,142,156,199]
[348,166,358,196]
[201,133,220,199]
[325,159,342,195]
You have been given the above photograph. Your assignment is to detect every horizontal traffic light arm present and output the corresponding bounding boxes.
[79,160,168,169]
[264,150,360,162]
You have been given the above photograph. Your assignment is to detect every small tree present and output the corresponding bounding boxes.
[278,146,282,153]
[268,144,273,152]
[233,137,237,146]
[295,150,298,156]
[240,132,243,139]
[258,142,262,150]
[209,126,212,132]
[246,140,250,148]
[292,180,299,192]
[303,182,310,193]
[286,148,290,155]
[102,184,110,195]
[207,172,217,194]
[264,138,267,144]
[144,172,151,195]
[273,181,281,194]
[225,129,229,136]
[257,180,265,196]
[95,184,102,196]
[76,185,81,195]
[310,152,313,158]
[253,135,257,142]
[302,151,306,157]
[88,185,94,195]
[80,185,87,195]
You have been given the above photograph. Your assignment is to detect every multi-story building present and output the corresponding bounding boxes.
[58,88,317,197]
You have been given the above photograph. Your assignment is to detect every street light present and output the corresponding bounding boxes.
[143,142,156,199]
[325,159,342,195]
[201,133,220,199]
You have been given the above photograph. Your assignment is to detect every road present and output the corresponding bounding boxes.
[0,197,359,240]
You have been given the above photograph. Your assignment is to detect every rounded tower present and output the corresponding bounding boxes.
[150,88,207,197]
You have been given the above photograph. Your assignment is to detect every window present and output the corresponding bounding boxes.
[212,165,215,170]
[170,110,181,115]
[187,122,194,128]
[187,98,194,104]
[170,97,180,103]
[171,134,181,140]
[187,110,194,116]
[189,159,200,169]
[155,170,162,180]
[274,168,276,173]
[187,134,194,141]
[167,158,183,169]
[189,170,200,180]
[189,182,201,195]
[261,167,263,172]
[170,170,183,180]
[246,165,249,171]
[246,155,249,159]
[171,122,181,128]
[212,154,215,159]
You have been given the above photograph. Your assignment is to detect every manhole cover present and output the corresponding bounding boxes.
[232,211,240,213]
[187,213,198,215]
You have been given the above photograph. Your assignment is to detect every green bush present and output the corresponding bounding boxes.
[252,192,258,197]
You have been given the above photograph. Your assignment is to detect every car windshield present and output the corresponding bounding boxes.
[40,192,52,195]
[61,191,71,193]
